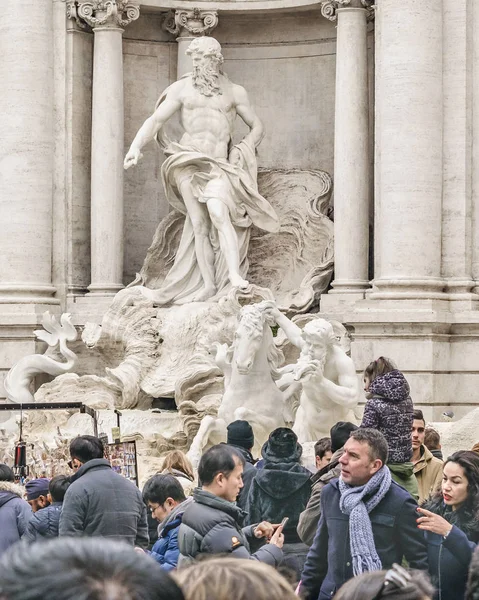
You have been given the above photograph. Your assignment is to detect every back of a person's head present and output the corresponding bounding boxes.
[333,565,433,600]
[49,475,70,503]
[69,435,104,464]
[174,557,297,600]
[143,474,186,505]
[198,444,244,486]
[0,537,185,600]
[466,544,479,600]
[162,450,194,480]
[424,427,440,450]
[0,464,14,482]
[364,356,397,382]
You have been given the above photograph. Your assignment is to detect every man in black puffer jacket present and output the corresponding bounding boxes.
[23,475,70,542]
[59,436,148,548]
[178,444,284,566]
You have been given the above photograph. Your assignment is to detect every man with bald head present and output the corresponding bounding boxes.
[125,37,279,304]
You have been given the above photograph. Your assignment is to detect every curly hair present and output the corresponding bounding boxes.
[423,450,479,542]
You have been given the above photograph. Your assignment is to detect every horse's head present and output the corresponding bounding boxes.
[233,302,274,374]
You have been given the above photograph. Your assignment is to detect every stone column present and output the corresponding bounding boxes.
[321,0,372,302]
[0,0,57,305]
[371,0,444,299]
[163,8,219,78]
[69,1,139,296]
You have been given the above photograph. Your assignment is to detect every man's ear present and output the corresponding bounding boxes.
[215,472,225,487]
[370,459,383,475]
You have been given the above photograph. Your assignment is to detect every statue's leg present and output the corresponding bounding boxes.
[186,415,216,469]
[178,179,216,300]
[206,192,249,290]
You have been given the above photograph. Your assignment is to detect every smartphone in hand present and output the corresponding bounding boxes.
[280,517,289,529]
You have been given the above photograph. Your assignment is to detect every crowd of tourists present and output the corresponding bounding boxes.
[1,357,479,600]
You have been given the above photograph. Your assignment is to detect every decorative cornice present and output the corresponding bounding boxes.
[163,8,219,37]
[64,0,140,29]
[321,0,375,21]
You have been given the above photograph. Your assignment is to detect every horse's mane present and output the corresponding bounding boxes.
[227,303,284,379]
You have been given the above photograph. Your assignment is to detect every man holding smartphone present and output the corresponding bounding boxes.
[178,444,284,566]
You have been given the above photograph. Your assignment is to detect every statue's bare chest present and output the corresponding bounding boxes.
[182,87,235,114]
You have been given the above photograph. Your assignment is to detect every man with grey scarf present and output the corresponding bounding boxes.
[298,429,428,600]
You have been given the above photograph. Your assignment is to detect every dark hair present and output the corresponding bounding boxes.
[412,409,425,425]
[333,566,433,600]
[466,545,479,600]
[424,427,441,450]
[0,537,185,600]
[424,451,479,542]
[49,475,70,503]
[0,464,14,482]
[70,436,104,464]
[198,445,245,486]
[349,429,389,466]
[314,438,332,460]
[143,474,186,506]
[364,357,396,383]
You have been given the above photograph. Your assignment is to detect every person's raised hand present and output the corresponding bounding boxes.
[416,507,453,537]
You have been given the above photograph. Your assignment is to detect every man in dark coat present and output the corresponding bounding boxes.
[23,475,70,542]
[226,419,257,510]
[299,429,428,600]
[178,444,284,565]
[244,427,311,576]
[59,435,148,548]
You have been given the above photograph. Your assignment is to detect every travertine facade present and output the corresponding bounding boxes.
[1,0,479,422]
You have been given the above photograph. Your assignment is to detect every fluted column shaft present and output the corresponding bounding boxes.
[69,1,139,296]
[328,3,370,296]
[371,0,443,299]
[0,0,57,304]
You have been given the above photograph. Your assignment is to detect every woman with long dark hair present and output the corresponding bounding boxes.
[417,450,479,600]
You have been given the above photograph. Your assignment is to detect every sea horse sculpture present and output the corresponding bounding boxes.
[4,312,78,404]
[187,301,301,467]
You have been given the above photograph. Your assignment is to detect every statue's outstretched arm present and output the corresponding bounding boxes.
[124,83,183,169]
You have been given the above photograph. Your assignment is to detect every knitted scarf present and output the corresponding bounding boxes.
[339,466,392,576]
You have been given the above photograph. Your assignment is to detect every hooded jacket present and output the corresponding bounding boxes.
[22,502,62,542]
[297,448,343,546]
[59,458,148,548]
[0,481,32,556]
[361,370,414,463]
[150,497,193,571]
[413,445,443,505]
[244,437,311,544]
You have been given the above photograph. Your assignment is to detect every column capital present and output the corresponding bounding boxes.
[64,0,140,30]
[163,8,219,38]
[321,0,375,22]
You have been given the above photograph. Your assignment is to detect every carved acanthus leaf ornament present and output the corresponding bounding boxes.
[64,0,140,28]
[321,0,375,21]
[163,8,219,37]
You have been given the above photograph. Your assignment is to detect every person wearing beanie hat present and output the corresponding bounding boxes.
[25,478,51,512]
[226,420,257,511]
[297,421,358,546]
[23,475,70,543]
[245,428,311,579]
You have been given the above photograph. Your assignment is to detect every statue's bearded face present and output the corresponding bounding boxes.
[191,52,222,97]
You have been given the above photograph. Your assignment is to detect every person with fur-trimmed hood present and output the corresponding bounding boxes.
[0,464,32,556]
